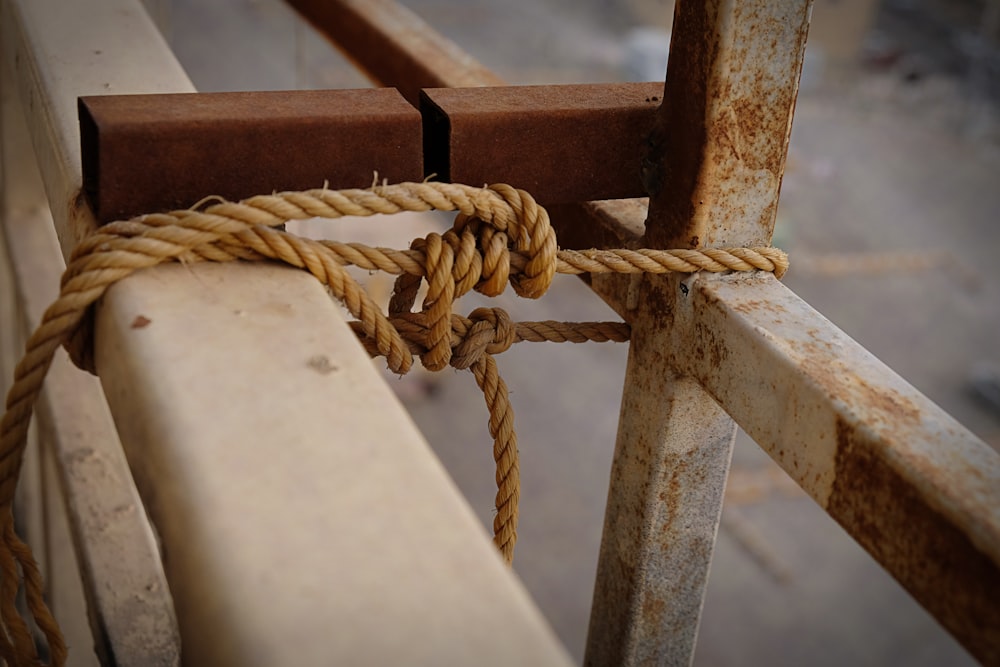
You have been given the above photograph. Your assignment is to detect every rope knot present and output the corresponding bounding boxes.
[452,184,557,299]
[0,180,793,664]
[451,308,516,370]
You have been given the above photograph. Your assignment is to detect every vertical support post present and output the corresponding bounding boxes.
[586,1,812,665]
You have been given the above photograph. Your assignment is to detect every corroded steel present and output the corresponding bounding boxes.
[80,84,664,222]
[586,1,813,665]
[289,0,645,249]
[584,244,1000,664]
[422,83,661,204]
[644,0,812,248]
[79,89,423,222]
[287,0,504,106]
[667,274,999,664]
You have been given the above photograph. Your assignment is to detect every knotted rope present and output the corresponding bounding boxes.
[0,181,787,666]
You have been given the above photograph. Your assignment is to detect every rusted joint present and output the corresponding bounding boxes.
[421,83,661,204]
[79,83,663,223]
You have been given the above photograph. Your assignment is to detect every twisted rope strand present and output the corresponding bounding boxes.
[0,181,787,666]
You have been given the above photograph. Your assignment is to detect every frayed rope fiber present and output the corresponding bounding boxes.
[0,181,787,665]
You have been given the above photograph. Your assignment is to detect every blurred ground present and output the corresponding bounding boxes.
[165,0,999,664]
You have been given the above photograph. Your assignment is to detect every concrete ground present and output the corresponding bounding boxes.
[165,0,999,664]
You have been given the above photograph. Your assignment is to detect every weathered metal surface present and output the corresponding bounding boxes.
[589,355,737,665]
[422,84,661,203]
[80,89,423,222]
[287,0,659,237]
[662,272,1000,664]
[586,275,741,666]
[587,1,813,665]
[1,58,180,665]
[643,0,813,248]
[80,83,663,222]
[14,0,992,662]
[287,0,504,106]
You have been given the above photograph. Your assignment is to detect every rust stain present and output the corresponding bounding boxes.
[791,337,923,435]
[641,595,667,629]
[729,298,789,316]
[693,320,729,369]
[81,90,423,222]
[853,377,922,426]
[829,418,1000,664]
[423,83,660,204]
[643,0,810,249]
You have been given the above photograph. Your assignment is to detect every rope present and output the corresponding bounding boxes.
[0,181,787,666]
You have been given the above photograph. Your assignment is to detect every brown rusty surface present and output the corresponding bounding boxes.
[643,0,813,248]
[289,0,632,252]
[580,227,739,665]
[586,2,815,664]
[669,273,1000,663]
[79,89,423,222]
[287,0,504,106]
[829,421,1000,665]
[422,84,661,204]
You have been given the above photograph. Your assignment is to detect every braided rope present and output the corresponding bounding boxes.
[0,181,787,665]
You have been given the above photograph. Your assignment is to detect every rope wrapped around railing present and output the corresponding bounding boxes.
[0,181,788,666]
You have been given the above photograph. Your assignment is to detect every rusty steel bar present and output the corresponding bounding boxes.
[421,83,660,204]
[662,272,998,663]
[80,83,664,220]
[79,89,423,222]
[284,0,648,246]
[287,0,504,106]
[643,0,812,249]
[586,1,813,665]
[286,0,644,256]
[282,0,646,261]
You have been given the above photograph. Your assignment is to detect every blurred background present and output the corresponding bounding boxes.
[152,0,999,663]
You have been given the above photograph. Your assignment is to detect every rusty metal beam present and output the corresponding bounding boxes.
[81,83,664,221]
[284,0,651,249]
[287,0,504,106]
[617,271,998,664]
[643,0,812,248]
[79,89,423,222]
[585,1,813,665]
[284,0,646,250]
[421,84,660,204]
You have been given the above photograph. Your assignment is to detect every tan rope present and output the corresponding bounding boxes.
[0,181,787,666]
